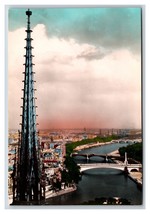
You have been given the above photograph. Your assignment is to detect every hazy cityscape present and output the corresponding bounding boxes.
[8,128,142,205]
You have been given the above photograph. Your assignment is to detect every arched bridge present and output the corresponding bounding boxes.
[72,153,110,158]
[72,153,123,161]
[78,163,142,173]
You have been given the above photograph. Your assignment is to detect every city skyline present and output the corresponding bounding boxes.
[8,7,142,129]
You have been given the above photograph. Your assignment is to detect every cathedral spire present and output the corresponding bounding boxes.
[12,9,45,205]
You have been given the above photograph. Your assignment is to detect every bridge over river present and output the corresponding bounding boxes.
[78,163,142,173]
[72,153,122,161]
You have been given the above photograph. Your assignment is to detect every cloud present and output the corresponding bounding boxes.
[8,24,141,129]
[9,7,142,53]
[77,45,108,60]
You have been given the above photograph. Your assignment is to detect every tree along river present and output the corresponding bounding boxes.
[45,142,142,205]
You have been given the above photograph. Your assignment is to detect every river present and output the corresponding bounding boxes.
[45,142,142,205]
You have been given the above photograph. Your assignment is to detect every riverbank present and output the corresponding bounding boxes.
[74,140,116,152]
[8,186,77,204]
[45,186,77,199]
[109,151,143,188]
[128,171,142,189]
[108,150,143,189]
[107,149,120,156]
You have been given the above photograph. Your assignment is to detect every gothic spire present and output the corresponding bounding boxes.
[12,9,45,204]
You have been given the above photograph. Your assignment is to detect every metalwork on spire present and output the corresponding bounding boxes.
[12,9,45,205]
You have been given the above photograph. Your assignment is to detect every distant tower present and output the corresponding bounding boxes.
[12,9,45,204]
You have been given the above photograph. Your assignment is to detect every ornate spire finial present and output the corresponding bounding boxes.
[26,8,32,16]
